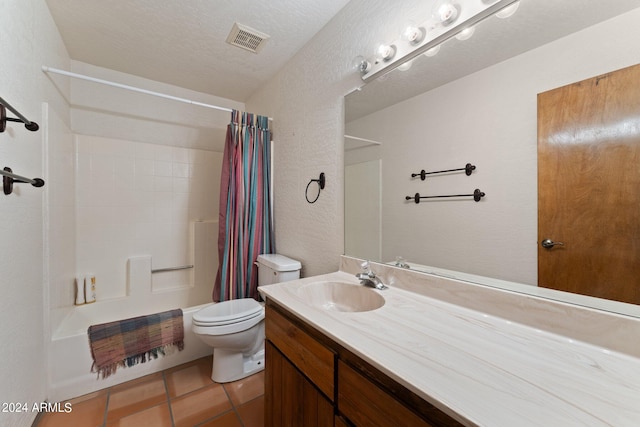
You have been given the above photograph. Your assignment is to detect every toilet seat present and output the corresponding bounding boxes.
[193,298,264,330]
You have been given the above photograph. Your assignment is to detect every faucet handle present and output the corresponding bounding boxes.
[360,260,372,274]
[395,256,410,269]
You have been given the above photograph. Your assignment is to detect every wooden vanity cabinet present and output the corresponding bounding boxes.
[265,303,335,427]
[265,300,464,427]
[265,341,334,426]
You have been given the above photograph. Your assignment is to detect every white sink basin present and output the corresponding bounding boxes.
[296,281,385,312]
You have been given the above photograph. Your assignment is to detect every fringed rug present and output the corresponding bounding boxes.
[88,308,184,378]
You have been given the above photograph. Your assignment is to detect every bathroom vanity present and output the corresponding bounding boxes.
[260,257,640,426]
[265,299,462,426]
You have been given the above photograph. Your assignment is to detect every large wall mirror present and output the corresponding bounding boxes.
[344,0,640,317]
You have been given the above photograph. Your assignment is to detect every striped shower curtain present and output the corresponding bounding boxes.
[213,110,274,302]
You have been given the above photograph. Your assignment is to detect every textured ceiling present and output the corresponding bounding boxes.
[45,0,351,102]
[45,0,640,113]
[346,0,640,122]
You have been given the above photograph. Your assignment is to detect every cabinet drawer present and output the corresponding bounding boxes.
[266,304,335,400]
[338,360,432,427]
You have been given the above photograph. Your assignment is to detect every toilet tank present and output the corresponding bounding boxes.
[256,254,301,286]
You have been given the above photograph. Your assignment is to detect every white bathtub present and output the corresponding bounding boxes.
[47,250,218,402]
[48,299,212,402]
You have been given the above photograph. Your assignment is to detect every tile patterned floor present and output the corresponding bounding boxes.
[36,356,264,427]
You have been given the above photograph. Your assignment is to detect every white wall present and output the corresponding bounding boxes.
[247,1,640,279]
[346,8,640,284]
[246,0,437,277]
[67,61,244,151]
[0,1,70,426]
[345,160,381,261]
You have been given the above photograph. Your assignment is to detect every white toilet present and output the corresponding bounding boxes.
[192,254,301,382]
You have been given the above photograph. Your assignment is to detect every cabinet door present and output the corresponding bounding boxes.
[265,304,335,399]
[338,360,433,427]
[266,340,334,427]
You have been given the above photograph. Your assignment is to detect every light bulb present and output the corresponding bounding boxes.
[455,26,475,40]
[423,45,441,57]
[403,25,425,44]
[351,55,371,74]
[397,60,413,71]
[377,44,396,61]
[432,1,459,25]
[496,1,519,18]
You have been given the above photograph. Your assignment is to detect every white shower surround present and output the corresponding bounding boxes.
[42,63,235,405]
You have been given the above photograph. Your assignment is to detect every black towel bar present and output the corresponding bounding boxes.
[1,167,45,195]
[411,163,475,180]
[405,189,485,203]
[0,97,39,132]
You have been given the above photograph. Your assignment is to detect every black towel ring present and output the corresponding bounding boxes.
[305,172,325,203]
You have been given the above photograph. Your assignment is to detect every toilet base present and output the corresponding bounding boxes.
[211,343,265,383]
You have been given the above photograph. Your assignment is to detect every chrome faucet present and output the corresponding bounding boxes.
[355,261,388,290]
[394,256,410,269]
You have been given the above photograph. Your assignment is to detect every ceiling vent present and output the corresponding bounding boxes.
[226,23,270,54]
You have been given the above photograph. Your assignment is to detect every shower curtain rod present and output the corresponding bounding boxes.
[41,66,273,121]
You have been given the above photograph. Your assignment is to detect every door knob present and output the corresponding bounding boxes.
[541,239,564,249]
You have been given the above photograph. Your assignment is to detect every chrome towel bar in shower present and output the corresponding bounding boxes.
[151,265,194,274]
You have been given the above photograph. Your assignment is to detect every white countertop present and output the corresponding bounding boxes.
[259,270,640,427]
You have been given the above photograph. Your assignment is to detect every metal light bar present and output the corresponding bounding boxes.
[362,0,519,82]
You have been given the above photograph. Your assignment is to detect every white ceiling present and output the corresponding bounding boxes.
[45,0,640,113]
[45,0,351,102]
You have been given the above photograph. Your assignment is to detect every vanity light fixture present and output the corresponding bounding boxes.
[423,45,441,57]
[377,43,397,61]
[352,55,372,73]
[495,1,520,18]
[397,60,414,71]
[403,25,426,44]
[433,0,460,25]
[359,0,520,82]
[455,26,476,40]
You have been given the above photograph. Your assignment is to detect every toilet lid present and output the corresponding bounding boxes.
[193,298,263,326]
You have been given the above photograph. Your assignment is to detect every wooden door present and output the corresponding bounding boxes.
[538,63,640,305]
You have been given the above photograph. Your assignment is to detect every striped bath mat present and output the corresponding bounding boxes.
[88,309,184,378]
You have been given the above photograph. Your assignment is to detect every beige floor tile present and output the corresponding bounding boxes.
[166,356,214,397]
[223,371,265,406]
[106,374,167,421]
[197,411,243,427]
[37,393,107,427]
[170,383,232,427]
[110,372,163,392]
[67,388,109,405]
[236,396,264,427]
[37,356,261,427]
[105,403,172,427]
